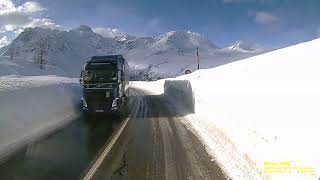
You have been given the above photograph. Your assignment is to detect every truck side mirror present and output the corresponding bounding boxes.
[80,71,83,85]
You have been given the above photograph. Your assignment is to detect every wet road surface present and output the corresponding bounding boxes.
[90,88,227,180]
[0,115,123,180]
[0,88,227,180]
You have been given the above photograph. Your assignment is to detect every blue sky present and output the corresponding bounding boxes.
[1,0,320,48]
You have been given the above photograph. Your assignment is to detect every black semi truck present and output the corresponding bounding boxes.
[80,55,129,115]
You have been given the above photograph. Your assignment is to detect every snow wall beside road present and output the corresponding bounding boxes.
[132,79,261,180]
[163,80,195,114]
[0,77,81,162]
[132,38,320,180]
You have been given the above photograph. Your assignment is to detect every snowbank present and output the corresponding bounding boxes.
[0,56,67,77]
[0,76,81,162]
[163,80,195,113]
[132,38,320,180]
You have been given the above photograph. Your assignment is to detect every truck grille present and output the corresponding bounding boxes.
[84,83,114,89]
[84,90,112,101]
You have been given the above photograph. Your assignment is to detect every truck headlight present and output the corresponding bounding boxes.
[84,70,92,81]
[112,98,119,107]
[81,98,88,108]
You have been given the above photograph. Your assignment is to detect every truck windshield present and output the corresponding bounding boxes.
[84,69,116,82]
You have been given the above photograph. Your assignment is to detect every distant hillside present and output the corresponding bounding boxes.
[0,25,267,78]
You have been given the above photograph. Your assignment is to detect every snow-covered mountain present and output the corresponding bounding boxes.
[0,25,267,78]
[153,31,219,52]
[226,40,263,52]
[0,45,9,55]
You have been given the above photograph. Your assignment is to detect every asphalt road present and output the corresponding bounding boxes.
[90,88,227,180]
[0,88,227,180]
[0,113,123,180]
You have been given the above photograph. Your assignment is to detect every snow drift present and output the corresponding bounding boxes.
[132,38,320,180]
[0,76,81,162]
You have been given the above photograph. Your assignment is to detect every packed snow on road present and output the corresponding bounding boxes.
[133,38,320,180]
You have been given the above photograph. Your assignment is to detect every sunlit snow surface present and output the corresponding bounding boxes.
[0,27,264,78]
[0,76,80,162]
[0,75,77,91]
[132,38,320,180]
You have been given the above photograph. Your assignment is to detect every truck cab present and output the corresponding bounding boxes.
[80,55,129,115]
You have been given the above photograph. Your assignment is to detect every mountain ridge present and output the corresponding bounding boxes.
[0,25,267,78]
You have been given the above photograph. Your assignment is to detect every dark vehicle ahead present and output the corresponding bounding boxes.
[80,55,129,115]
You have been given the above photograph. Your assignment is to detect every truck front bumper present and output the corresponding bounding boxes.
[81,98,120,113]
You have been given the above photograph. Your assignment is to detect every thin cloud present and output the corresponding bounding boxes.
[17,1,46,13]
[93,27,126,38]
[0,0,45,21]
[0,0,59,35]
[0,0,45,15]
[25,18,61,29]
[251,11,279,25]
